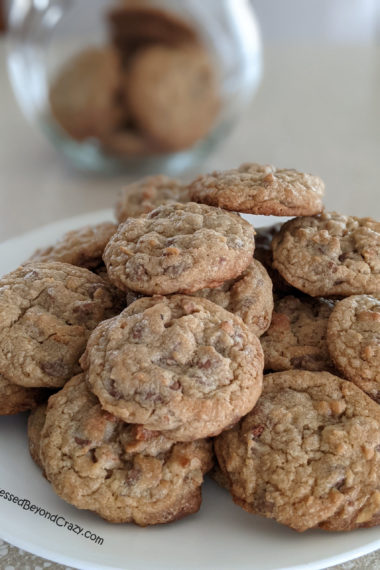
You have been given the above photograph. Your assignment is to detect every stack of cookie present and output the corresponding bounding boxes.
[187,163,380,532]
[1,161,379,533]
[49,3,220,156]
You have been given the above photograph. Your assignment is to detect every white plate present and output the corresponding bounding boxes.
[0,209,379,570]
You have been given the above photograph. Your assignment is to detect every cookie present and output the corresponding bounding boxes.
[124,45,219,151]
[189,163,324,216]
[107,5,198,52]
[327,295,380,403]
[272,212,380,297]
[254,224,295,295]
[260,295,335,371]
[214,370,380,532]
[40,374,213,525]
[193,259,273,337]
[0,373,48,416]
[28,222,117,270]
[0,262,119,388]
[81,295,264,441]
[104,202,256,295]
[28,402,48,470]
[115,174,190,223]
[49,47,123,140]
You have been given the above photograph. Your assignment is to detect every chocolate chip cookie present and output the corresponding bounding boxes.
[28,222,117,270]
[40,374,213,525]
[0,262,119,388]
[49,47,123,140]
[261,295,335,371]
[81,295,264,441]
[189,163,324,215]
[272,212,380,297]
[124,45,219,150]
[0,373,48,415]
[214,370,380,531]
[115,174,190,223]
[104,202,256,295]
[193,259,273,337]
[327,295,380,403]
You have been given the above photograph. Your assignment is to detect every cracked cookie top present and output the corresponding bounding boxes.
[81,295,264,441]
[189,163,324,216]
[192,259,273,337]
[272,212,380,297]
[261,295,335,371]
[28,222,117,270]
[0,262,119,388]
[40,374,212,525]
[327,295,380,403]
[103,202,256,295]
[115,175,190,223]
[214,370,380,532]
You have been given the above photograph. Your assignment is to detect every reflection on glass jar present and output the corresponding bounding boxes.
[7,0,262,175]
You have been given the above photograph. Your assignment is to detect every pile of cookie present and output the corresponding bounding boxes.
[1,162,379,532]
[49,3,219,156]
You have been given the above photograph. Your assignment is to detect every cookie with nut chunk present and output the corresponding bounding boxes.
[103,202,256,295]
[189,163,324,216]
[214,370,380,531]
[81,295,264,442]
[40,374,213,525]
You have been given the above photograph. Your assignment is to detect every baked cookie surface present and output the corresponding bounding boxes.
[189,163,324,215]
[104,202,256,295]
[81,295,264,441]
[115,174,190,223]
[28,222,117,269]
[272,212,380,297]
[124,45,219,150]
[261,295,335,371]
[0,262,118,388]
[193,259,273,337]
[214,370,380,532]
[327,295,380,403]
[40,374,212,525]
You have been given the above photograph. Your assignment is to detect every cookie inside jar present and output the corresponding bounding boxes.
[48,1,221,159]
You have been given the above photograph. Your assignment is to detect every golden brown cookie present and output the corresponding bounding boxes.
[81,295,264,441]
[40,374,213,525]
[104,202,256,295]
[115,174,190,223]
[0,262,119,388]
[124,45,219,151]
[189,163,324,215]
[193,259,273,337]
[272,212,380,297]
[260,295,335,371]
[214,370,380,532]
[0,373,48,416]
[28,222,117,270]
[327,295,380,403]
[49,47,123,140]
[28,402,48,470]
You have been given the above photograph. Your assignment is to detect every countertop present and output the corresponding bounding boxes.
[0,39,379,570]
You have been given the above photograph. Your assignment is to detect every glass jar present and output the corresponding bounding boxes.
[7,0,262,175]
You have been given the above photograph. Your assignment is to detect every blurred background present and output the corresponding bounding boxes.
[0,0,380,235]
